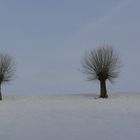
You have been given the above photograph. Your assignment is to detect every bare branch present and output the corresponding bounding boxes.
[82,45,121,82]
[0,54,15,84]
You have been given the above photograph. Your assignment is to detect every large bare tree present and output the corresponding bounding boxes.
[0,54,15,100]
[82,46,121,98]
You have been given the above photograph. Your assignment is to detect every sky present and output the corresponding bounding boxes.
[0,0,140,95]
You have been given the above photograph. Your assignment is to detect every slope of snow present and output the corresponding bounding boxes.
[0,93,140,140]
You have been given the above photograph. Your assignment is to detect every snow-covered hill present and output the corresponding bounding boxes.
[0,93,140,140]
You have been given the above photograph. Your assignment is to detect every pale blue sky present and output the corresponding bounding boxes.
[0,0,140,95]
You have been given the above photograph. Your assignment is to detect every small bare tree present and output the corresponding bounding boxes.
[82,46,121,98]
[0,54,15,100]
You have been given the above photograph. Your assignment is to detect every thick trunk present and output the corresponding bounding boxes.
[0,84,2,100]
[99,80,108,98]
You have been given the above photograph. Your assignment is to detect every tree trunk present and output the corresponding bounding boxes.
[99,80,108,98]
[0,84,2,100]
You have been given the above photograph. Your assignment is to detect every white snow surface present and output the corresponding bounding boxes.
[0,93,140,140]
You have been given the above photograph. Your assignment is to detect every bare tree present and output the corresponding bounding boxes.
[0,54,15,100]
[82,46,121,98]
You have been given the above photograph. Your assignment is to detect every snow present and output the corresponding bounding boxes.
[0,93,140,140]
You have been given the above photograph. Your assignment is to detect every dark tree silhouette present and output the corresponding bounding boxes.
[0,54,15,100]
[82,46,121,98]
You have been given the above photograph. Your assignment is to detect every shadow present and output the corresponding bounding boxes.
[71,93,99,99]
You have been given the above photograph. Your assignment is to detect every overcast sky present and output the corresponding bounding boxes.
[0,0,140,95]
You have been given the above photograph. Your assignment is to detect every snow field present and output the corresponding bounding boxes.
[0,93,140,140]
